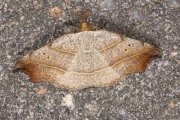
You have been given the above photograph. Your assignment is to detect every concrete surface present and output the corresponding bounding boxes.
[0,0,180,120]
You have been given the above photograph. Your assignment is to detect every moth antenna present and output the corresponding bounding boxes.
[77,9,92,31]
[80,19,89,31]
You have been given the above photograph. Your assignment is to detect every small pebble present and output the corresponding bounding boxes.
[169,101,175,109]
[61,94,75,110]
[49,6,62,17]
[119,106,127,117]
[20,16,25,21]
[173,46,177,50]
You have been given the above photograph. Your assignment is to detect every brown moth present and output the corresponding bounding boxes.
[15,22,159,90]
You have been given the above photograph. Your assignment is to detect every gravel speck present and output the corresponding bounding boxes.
[61,94,75,110]
[118,106,127,117]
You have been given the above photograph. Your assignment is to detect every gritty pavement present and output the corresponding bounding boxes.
[0,0,180,120]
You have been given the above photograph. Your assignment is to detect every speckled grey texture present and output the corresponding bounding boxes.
[0,0,179,120]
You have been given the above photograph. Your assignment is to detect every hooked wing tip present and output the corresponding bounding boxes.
[14,62,23,70]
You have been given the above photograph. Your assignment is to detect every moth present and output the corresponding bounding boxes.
[15,21,159,90]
